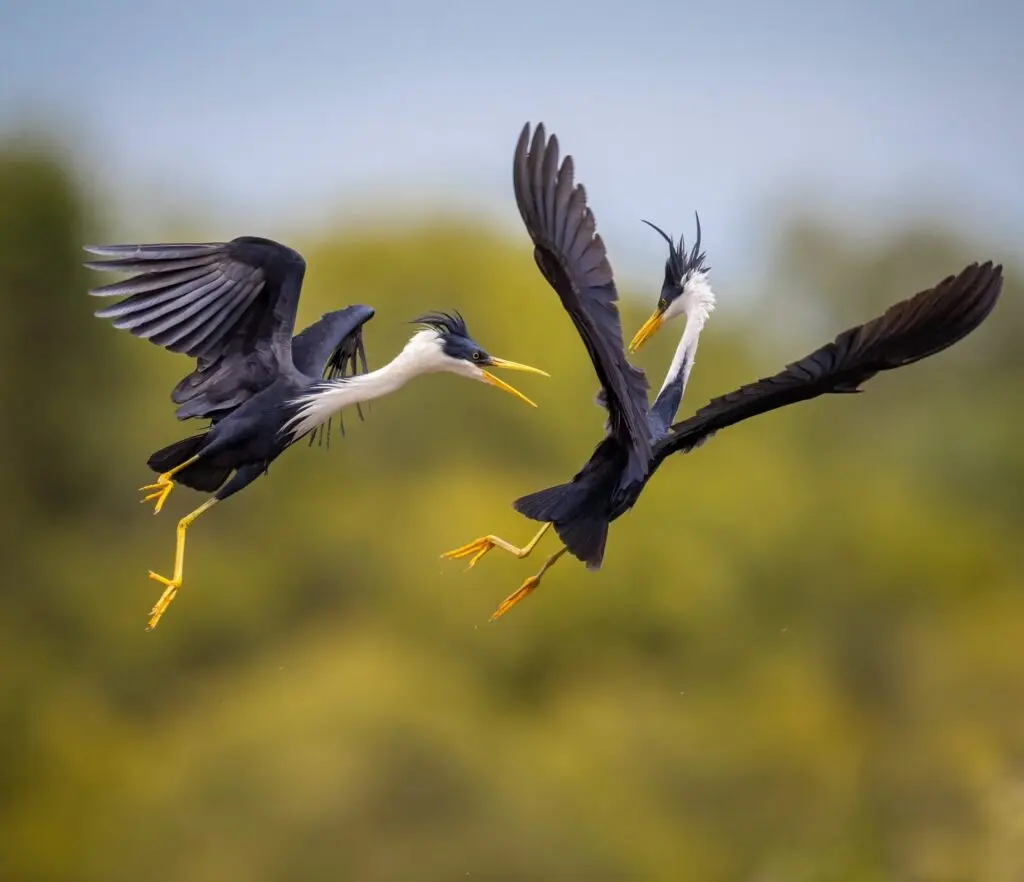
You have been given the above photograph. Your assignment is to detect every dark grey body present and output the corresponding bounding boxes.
[507,123,654,570]
[85,236,375,506]
[512,413,665,569]
[527,348,687,548]
[147,304,375,502]
[152,377,306,501]
[507,123,1000,572]
[514,262,1002,568]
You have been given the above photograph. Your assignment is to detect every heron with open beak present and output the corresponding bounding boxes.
[86,236,548,629]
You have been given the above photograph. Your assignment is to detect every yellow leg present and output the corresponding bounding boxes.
[490,546,569,621]
[140,454,201,514]
[441,523,552,570]
[145,498,218,631]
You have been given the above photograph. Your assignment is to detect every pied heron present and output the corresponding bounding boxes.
[86,236,547,629]
[442,122,1002,619]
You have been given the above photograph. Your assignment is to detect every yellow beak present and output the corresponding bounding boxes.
[480,357,550,408]
[628,309,665,354]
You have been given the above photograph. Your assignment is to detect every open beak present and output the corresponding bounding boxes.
[481,357,550,408]
[628,309,665,354]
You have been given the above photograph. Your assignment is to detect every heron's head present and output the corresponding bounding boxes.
[408,311,549,407]
[628,213,715,353]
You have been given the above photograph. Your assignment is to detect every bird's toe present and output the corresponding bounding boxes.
[139,480,174,514]
[145,572,181,631]
[465,540,495,569]
[489,576,539,621]
[440,536,493,562]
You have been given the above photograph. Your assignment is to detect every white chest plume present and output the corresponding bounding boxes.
[660,272,716,397]
[284,330,461,440]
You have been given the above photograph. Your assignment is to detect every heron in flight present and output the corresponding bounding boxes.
[442,122,1002,619]
[87,237,547,629]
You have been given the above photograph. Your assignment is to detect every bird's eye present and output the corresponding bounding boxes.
[472,351,482,361]
[658,298,668,311]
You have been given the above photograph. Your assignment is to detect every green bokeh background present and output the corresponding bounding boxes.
[1,141,1022,881]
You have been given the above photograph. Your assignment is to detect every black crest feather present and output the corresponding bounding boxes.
[642,212,710,285]
[412,310,470,338]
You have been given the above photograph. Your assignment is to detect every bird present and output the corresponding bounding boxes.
[86,236,549,630]
[441,121,1003,620]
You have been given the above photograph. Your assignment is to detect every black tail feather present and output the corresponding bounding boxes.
[514,482,611,568]
[513,482,579,522]
[554,512,610,570]
[147,433,230,493]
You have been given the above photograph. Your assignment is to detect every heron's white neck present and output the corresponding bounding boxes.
[657,272,716,408]
[284,330,452,440]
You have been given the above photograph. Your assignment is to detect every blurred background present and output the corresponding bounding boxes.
[2,1,1022,879]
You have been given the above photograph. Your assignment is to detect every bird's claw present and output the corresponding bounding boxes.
[440,536,495,570]
[139,475,175,514]
[490,576,540,621]
[146,570,180,630]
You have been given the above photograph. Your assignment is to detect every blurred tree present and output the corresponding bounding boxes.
[0,140,117,518]
[1,140,1021,882]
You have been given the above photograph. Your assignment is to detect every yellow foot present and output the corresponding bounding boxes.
[488,545,568,621]
[441,536,498,570]
[441,524,552,571]
[146,571,181,630]
[140,474,175,514]
[490,576,540,621]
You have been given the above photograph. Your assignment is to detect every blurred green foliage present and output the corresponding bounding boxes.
[1,141,1021,882]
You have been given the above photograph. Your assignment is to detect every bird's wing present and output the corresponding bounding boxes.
[652,261,1002,465]
[513,122,653,476]
[292,305,375,446]
[86,236,307,419]
[86,237,306,361]
[291,305,374,379]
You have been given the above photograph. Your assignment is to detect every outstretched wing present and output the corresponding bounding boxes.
[86,236,307,420]
[292,305,375,447]
[652,261,1002,466]
[513,122,653,481]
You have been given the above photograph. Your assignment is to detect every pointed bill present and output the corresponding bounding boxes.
[628,310,665,353]
[480,357,550,407]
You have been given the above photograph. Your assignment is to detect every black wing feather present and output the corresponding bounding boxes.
[86,236,304,362]
[653,261,1002,465]
[513,123,653,479]
[292,305,375,378]
[292,305,375,447]
[86,236,307,421]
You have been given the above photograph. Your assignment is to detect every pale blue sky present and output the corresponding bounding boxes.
[2,0,1021,279]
